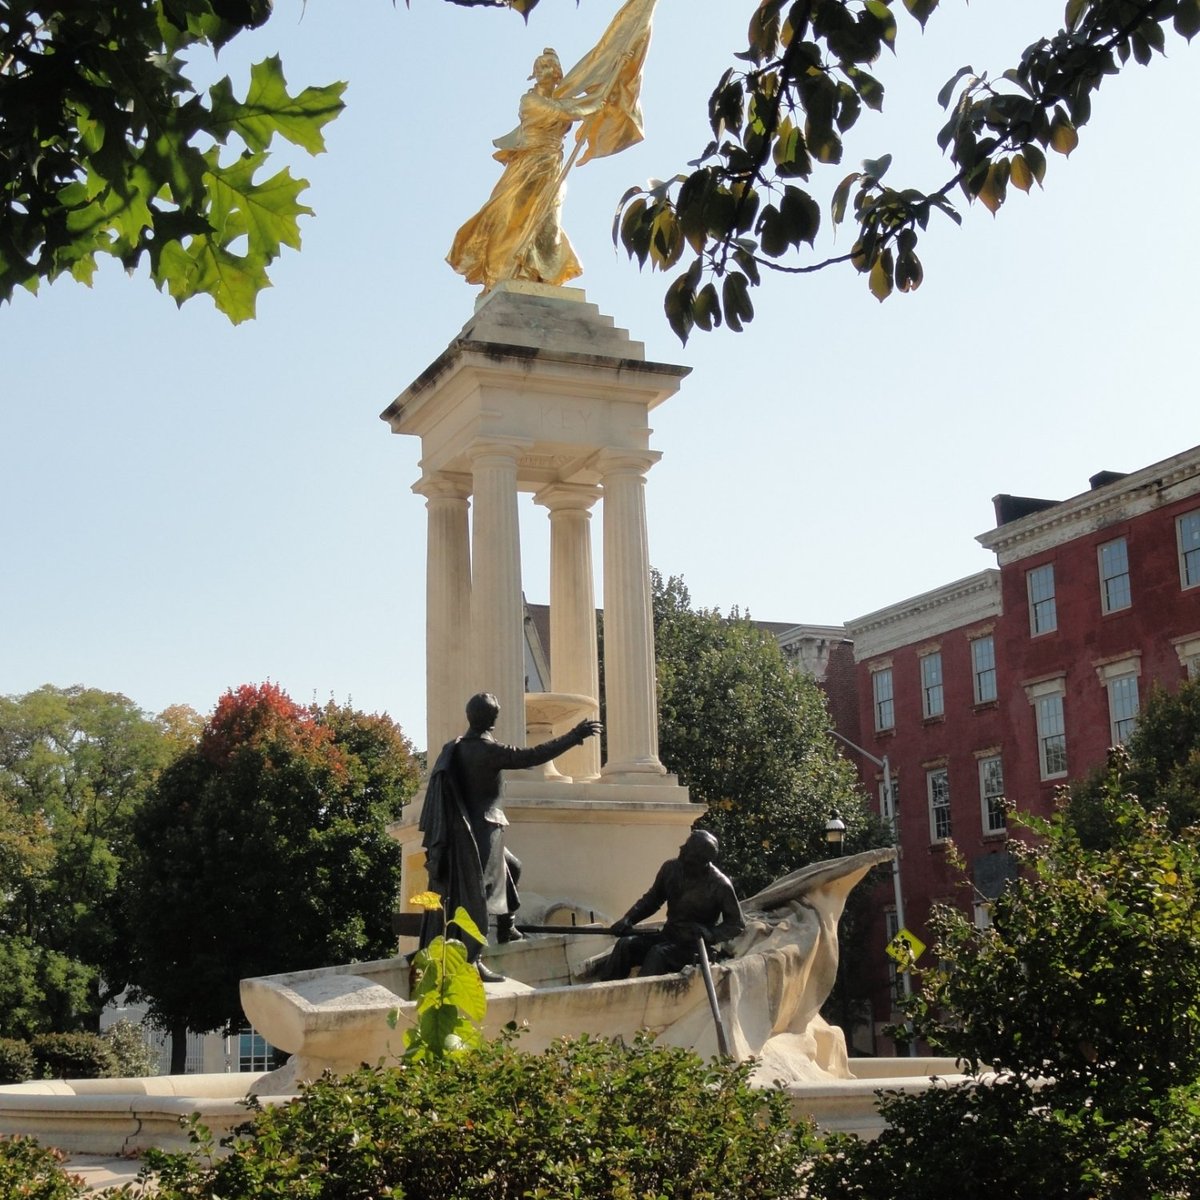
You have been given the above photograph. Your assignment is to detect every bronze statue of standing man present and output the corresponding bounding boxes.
[419,692,601,979]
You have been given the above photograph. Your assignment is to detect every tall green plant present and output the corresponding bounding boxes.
[390,893,487,1061]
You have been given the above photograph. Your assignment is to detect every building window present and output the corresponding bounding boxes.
[1027,564,1057,635]
[884,909,903,1004]
[1179,511,1200,589]
[971,635,997,704]
[979,755,1006,835]
[920,652,944,718]
[872,667,894,731]
[236,1024,279,1073]
[1035,694,1068,778]
[1098,537,1131,613]
[973,900,993,931]
[927,767,951,842]
[1107,674,1140,745]
[880,777,899,835]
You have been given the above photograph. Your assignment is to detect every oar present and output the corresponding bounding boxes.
[696,937,732,1059]
[513,923,660,936]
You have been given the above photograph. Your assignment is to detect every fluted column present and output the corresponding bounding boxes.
[413,473,471,756]
[468,438,530,747]
[598,449,665,779]
[535,482,602,780]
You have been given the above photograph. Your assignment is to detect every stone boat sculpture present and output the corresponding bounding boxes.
[242,847,895,1094]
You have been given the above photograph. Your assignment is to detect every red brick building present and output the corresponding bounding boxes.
[843,444,1200,1051]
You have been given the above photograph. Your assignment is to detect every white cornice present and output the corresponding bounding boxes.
[977,445,1200,564]
[845,571,1001,662]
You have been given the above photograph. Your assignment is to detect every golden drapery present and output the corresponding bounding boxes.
[446,0,658,289]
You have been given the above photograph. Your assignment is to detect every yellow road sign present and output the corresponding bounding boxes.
[885,928,926,969]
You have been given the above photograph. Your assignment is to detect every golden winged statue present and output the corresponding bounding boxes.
[447,0,658,289]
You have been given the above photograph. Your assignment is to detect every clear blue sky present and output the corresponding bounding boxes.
[2,1,1196,749]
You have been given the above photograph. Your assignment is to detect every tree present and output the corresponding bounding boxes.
[125,682,420,1073]
[651,571,881,895]
[0,685,186,1037]
[615,0,1200,339]
[0,2,345,321]
[1066,676,1200,840]
[807,753,1200,1199]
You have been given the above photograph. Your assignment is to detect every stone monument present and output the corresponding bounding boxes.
[381,0,704,933]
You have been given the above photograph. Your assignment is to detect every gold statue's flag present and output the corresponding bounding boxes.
[560,0,658,165]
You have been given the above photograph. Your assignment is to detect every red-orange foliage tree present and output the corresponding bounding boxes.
[126,683,419,1073]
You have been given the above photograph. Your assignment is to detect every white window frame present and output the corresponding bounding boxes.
[971,635,997,704]
[1095,657,1142,747]
[879,777,898,826]
[879,776,900,844]
[872,667,894,731]
[884,908,903,1004]
[927,767,951,843]
[920,651,944,718]
[978,755,1006,835]
[1179,510,1200,590]
[973,900,993,931]
[1027,563,1057,635]
[1098,537,1131,614]
[1025,676,1068,780]
[1173,634,1200,681]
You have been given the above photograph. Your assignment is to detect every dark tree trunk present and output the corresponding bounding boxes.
[169,1019,188,1074]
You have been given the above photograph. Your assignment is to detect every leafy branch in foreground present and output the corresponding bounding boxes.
[614,0,1200,341]
[0,2,344,322]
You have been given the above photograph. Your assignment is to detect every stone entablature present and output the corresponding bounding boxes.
[977,444,1200,565]
[775,624,849,682]
[845,571,1001,663]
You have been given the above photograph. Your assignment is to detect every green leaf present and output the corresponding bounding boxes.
[209,57,347,154]
[901,0,938,28]
[780,185,821,245]
[831,172,861,226]
[869,247,894,301]
[1176,0,1200,41]
[1065,0,1088,33]
[206,155,310,263]
[865,0,898,48]
[448,902,484,950]
[1049,109,1079,156]
[862,153,892,183]
[722,271,753,332]
[1021,143,1047,186]
[937,65,977,110]
[664,271,695,343]
[1010,153,1033,193]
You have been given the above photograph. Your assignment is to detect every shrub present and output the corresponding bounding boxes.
[148,1033,819,1199]
[30,1032,118,1080]
[0,1136,86,1200]
[102,1020,161,1078]
[0,1037,35,1084]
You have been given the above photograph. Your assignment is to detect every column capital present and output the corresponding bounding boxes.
[468,436,534,467]
[533,482,602,513]
[595,448,663,477]
[412,471,472,502]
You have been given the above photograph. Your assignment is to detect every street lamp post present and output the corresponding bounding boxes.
[830,729,917,1055]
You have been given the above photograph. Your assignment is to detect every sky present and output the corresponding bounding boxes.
[2,0,1197,750]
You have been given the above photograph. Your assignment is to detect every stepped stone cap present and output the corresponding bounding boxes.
[381,283,688,430]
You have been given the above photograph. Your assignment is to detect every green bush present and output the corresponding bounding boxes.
[102,1020,161,1078]
[0,1036,35,1084]
[30,1031,118,1080]
[0,1136,86,1200]
[148,1033,819,1199]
